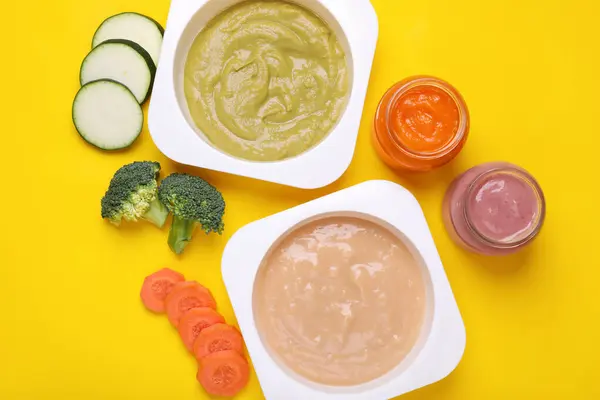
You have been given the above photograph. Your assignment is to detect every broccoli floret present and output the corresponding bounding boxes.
[101,161,169,228]
[158,173,225,254]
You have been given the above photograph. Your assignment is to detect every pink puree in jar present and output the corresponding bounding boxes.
[443,162,545,255]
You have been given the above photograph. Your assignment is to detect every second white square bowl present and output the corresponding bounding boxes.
[149,0,379,189]
[222,180,466,399]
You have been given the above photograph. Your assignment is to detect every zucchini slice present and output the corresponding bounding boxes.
[72,80,143,151]
[80,39,155,104]
[92,12,164,66]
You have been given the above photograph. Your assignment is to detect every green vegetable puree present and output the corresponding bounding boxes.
[184,0,350,161]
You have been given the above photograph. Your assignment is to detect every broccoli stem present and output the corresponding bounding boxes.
[142,198,170,228]
[168,215,196,255]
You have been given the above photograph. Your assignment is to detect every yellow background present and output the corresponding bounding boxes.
[1,0,598,398]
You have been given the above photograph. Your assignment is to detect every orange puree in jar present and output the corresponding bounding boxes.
[391,85,459,152]
[373,76,470,172]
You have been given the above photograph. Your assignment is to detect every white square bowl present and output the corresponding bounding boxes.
[148,0,378,189]
[222,180,466,399]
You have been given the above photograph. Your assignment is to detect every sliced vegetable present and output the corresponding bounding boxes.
[140,268,185,313]
[197,350,250,397]
[72,79,143,150]
[165,282,217,327]
[178,308,226,351]
[92,12,164,66]
[80,39,155,104]
[193,323,244,360]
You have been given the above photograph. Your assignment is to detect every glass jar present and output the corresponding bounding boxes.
[443,162,546,256]
[372,76,470,172]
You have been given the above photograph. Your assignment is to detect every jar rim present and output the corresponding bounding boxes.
[462,166,546,249]
[383,75,470,160]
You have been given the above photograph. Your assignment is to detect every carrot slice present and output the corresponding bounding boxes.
[193,323,244,360]
[197,350,249,397]
[165,281,217,327]
[178,308,226,351]
[140,268,185,313]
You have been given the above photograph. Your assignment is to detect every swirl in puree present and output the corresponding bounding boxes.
[184,1,350,161]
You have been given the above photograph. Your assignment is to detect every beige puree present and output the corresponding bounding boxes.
[254,216,427,386]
